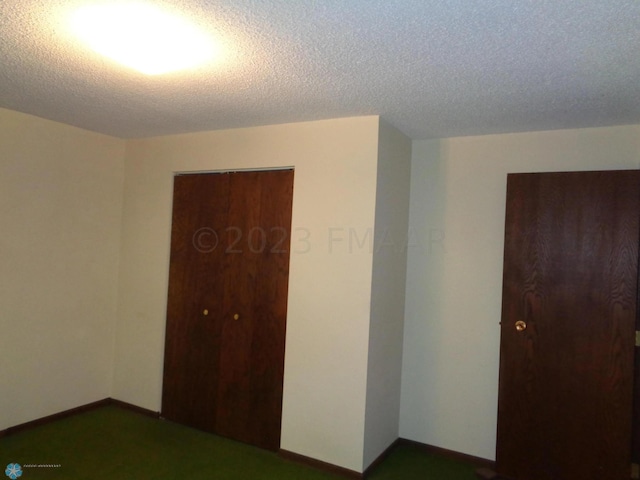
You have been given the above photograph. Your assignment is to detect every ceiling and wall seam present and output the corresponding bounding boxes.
[0,0,638,140]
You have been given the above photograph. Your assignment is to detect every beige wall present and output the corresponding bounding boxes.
[363,121,411,468]
[5,105,640,471]
[113,117,381,472]
[0,108,125,429]
[400,125,640,460]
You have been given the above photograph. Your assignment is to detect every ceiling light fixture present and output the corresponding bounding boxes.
[69,3,219,75]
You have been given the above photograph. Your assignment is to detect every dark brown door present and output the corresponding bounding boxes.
[496,170,639,480]
[161,169,294,451]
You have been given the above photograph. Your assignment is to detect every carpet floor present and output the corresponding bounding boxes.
[0,406,478,479]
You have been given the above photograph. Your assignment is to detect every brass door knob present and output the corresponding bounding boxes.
[203,309,209,316]
[515,320,527,332]
[233,313,240,320]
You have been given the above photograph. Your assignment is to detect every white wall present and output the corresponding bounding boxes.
[0,108,125,430]
[363,121,411,469]
[113,117,380,472]
[400,125,640,460]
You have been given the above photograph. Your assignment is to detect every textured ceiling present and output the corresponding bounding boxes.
[1,0,639,139]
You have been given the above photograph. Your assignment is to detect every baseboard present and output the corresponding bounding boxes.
[0,397,160,438]
[0,401,495,479]
[362,438,401,477]
[280,437,493,479]
[279,449,363,479]
[279,437,400,479]
[398,438,496,470]
[0,398,111,438]
[108,398,160,418]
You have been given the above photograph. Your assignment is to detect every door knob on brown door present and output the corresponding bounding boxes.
[203,309,209,316]
[233,313,240,320]
[515,320,527,332]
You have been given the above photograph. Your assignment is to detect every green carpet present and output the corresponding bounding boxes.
[0,406,478,479]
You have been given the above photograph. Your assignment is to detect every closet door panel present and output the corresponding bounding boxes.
[162,174,230,431]
[216,171,262,445]
[247,169,294,449]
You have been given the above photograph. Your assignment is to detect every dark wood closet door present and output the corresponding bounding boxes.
[496,170,640,480]
[162,169,294,451]
[162,173,229,432]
